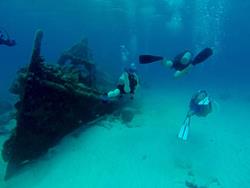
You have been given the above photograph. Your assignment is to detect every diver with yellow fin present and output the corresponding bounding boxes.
[139,47,213,78]
[178,90,213,141]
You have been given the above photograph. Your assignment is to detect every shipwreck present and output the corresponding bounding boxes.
[2,30,126,180]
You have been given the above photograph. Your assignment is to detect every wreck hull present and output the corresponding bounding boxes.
[2,30,121,180]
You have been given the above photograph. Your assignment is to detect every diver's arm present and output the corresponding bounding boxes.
[107,89,121,98]
[122,72,130,93]
[105,73,125,99]
[118,73,125,85]
[174,64,193,78]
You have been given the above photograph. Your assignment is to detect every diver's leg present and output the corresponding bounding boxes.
[178,117,191,140]
[161,59,173,68]
[174,64,193,78]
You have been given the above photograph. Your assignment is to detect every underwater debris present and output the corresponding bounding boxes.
[185,172,222,188]
[185,179,222,188]
[57,38,96,87]
[2,30,125,180]
[185,181,204,188]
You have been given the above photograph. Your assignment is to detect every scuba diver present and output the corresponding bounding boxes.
[0,28,16,47]
[178,90,213,141]
[101,63,139,102]
[139,47,213,78]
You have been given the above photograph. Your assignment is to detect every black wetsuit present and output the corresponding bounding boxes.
[172,48,213,71]
[0,31,16,47]
[117,72,138,95]
[0,38,16,46]
[172,51,192,71]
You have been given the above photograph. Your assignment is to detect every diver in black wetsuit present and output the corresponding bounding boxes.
[0,29,16,47]
[101,63,139,102]
[162,50,194,78]
[139,47,213,78]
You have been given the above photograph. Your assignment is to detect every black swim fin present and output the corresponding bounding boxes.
[192,48,213,65]
[139,55,164,64]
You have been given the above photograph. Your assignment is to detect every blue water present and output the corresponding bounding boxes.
[0,0,250,187]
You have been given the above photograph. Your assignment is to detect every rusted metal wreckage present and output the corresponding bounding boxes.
[2,30,125,180]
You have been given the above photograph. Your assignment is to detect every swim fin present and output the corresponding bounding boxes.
[139,55,164,64]
[178,117,191,141]
[192,47,213,65]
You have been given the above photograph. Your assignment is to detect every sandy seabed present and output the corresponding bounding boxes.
[0,86,249,188]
